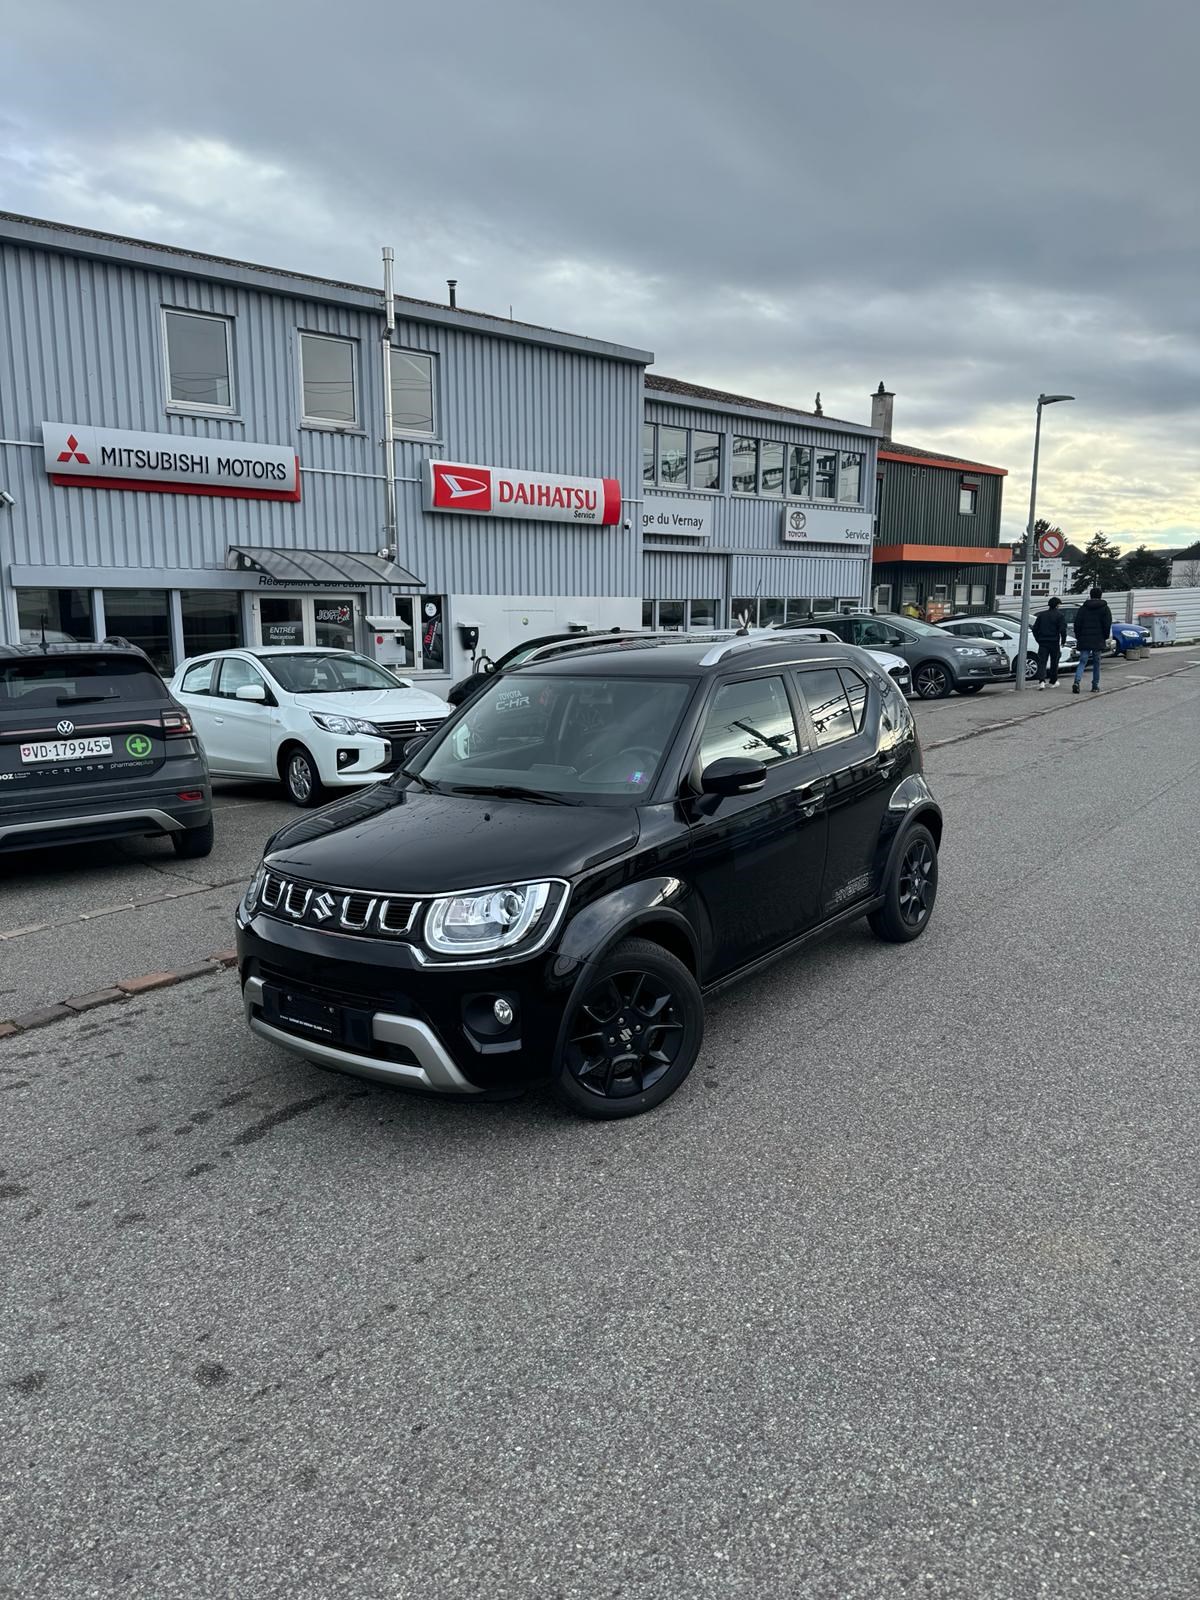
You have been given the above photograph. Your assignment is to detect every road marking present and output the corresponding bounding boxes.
[0,876,246,942]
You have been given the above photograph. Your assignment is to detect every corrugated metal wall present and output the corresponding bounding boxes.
[877,457,1004,547]
[0,240,641,600]
[641,396,877,611]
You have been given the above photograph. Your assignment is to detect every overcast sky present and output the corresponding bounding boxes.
[4,0,1198,547]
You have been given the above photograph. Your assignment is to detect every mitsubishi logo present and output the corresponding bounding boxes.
[311,892,337,922]
[57,719,75,735]
[413,722,425,734]
[440,472,488,500]
[56,434,90,465]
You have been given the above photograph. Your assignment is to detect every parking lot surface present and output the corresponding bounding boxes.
[3,658,1199,1596]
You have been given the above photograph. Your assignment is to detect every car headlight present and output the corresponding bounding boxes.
[952,646,989,657]
[241,860,266,916]
[310,712,383,737]
[424,881,555,956]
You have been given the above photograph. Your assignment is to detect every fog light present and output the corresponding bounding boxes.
[336,748,355,769]
[493,998,514,1027]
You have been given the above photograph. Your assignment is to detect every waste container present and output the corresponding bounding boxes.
[1138,611,1176,645]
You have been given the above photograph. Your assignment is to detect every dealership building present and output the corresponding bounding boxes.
[0,213,880,685]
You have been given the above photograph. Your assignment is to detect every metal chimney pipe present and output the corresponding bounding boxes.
[381,248,397,562]
[447,279,458,309]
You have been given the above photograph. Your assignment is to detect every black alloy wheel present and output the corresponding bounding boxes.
[868,824,939,944]
[553,938,703,1120]
[914,661,953,699]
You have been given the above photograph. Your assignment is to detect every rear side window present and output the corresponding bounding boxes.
[839,667,868,732]
[795,668,856,748]
[699,675,799,768]
[181,660,217,695]
[0,654,167,711]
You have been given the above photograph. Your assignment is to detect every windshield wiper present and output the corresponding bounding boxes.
[55,692,122,705]
[450,782,580,806]
[396,767,439,793]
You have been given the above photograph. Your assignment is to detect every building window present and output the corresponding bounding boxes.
[954,582,970,608]
[658,599,685,631]
[759,596,785,628]
[692,431,721,491]
[642,425,656,488]
[393,595,447,671]
[839,452,863,505]
[812,597,837,615]
[641,598,655,628]
[959,483,979,515]
[689,598,718,629]
[785,597,812,623]
[390,349,436,436]
[300,333,358,426]
[658,426,689,488]
[732,437,758,494]
[970,583,987,605]
[16,587,93,644]
[163,309,235,412]
[103,590,172,676]
[759,442,785,497]
[788,446,811,500]
[814,451,837,499]
[181,591,242,657]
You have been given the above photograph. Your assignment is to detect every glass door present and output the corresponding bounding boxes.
[253,594,360,649]
[259,596,304,647]
[312,597,356,650]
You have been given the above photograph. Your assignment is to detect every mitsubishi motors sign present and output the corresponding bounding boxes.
[43,422,300,502]
[425,459,621,525]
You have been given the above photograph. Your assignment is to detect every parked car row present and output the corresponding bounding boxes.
[4,629,945,1120]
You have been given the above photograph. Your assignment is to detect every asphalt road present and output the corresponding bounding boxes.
[3,658,1200,1598]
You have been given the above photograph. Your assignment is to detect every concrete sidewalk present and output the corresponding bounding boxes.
[909,644,1199,747]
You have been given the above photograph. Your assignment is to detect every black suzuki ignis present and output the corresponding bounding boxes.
[236,634,942,1119]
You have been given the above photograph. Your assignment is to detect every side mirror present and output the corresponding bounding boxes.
[886,634,906,647]
[403,733,430,760]
[235,683,267,703]
[480,659,497,676]
[700,757,767,797]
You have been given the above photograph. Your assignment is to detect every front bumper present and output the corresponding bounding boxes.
[957,658,1010,682]
[236,908,575,1095]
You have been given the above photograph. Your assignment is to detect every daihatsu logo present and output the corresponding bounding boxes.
[441,473,488,500]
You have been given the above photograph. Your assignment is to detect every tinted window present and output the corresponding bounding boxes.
[854,620,896,648]
[262,653,402,693]
[216,658,268,699]
[788,445,811,498]
[700,675,799,769]
[181,660,217,695]
[0,654,166,710]
[658,426,688,486]
[417,674,692,800]
[692,431,720,490]
[759,441,785,496]
[732,437,758,493]
[795,669,855,747]
[839,667,868,732]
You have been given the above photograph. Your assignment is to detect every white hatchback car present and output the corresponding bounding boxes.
[169,647,451,806]
[938,613,1078,682]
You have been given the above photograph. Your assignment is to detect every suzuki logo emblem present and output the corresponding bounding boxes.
[57,719,75,735]
[619,1027,633,1044]
[311,892,337,922]
[440,472,488,500]
[56,434,90,465]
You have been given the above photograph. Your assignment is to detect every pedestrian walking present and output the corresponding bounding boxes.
[1032,596,1068,689]
[1072,587,1113,695]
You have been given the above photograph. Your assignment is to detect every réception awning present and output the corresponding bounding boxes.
[227,546,424,587]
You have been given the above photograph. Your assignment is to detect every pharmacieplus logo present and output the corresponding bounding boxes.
[430,464,493,512]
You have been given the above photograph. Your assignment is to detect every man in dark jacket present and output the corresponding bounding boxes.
[1032,596,1068,688]
[1072,588,1113,694]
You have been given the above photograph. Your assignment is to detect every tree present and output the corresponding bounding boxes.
[1124,545,1171,586]
[1176,558,1200,588]
[1070,531,1130,593]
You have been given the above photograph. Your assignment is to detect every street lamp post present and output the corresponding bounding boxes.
[1015,393,1074,691]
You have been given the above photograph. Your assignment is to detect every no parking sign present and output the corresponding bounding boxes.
[1037,528,1066,558]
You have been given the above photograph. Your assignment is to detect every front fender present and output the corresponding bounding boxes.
[553,876,699,973]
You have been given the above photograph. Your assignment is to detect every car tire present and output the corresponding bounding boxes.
[172,819,215,859]
[282,745,324,808]
[869,824,938,943]
[551,937,703,1120]
[914,661,953,699]
[956,683,984,695]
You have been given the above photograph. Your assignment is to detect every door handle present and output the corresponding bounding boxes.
[792,779,828,818]
[876,755,896,777]
[213,716,225,725]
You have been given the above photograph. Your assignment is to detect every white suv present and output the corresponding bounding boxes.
[170,647,450,806]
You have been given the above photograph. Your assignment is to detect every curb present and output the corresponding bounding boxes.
[923,658,1200,752]
[0,950,238,1039]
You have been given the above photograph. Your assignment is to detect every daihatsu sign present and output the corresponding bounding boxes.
[425,459,621,525]
[43,422,300,501]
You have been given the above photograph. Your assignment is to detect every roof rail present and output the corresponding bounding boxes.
[698,636,762,666]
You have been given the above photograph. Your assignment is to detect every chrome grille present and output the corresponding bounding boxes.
[374,717,444,741]
[256,871,421,940]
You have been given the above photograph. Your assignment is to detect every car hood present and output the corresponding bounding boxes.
[289,687,449,720]
[265,783,641,893]
[866,649,908,672]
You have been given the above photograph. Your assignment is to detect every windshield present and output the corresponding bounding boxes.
[260,652,405,694]
[0,654,167,711]
[413,673,694,801]
[892,617,949,638]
